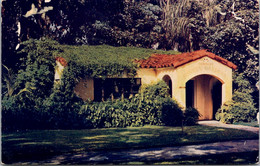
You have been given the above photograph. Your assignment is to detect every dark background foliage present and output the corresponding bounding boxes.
[1,0,259,129]
[215,72,257,124]
[2,0,258,86]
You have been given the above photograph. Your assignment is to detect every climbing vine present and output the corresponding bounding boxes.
[57,44,179,79]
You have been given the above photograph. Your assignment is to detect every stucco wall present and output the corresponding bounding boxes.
[54,61,65,80]
[137,56,233,120]
[136,68,158,85]
[172,56,233,108]
[72,56,233,120]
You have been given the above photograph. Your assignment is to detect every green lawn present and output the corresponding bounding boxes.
[233,120,259,127]
[120,151,259,165]
[2,125,259,164]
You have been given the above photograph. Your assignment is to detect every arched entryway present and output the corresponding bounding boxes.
[162,75,172,97]
[186,74,223,120]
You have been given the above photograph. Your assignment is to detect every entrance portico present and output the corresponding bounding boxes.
[136,50,237,120]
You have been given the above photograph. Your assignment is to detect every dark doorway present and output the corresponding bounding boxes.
[212,80,222,120]
[186,80,194,108]
[185,75,222,120]
[162,75,172,97]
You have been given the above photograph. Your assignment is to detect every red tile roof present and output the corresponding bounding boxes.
[55,57,68,67]
[136,50,237,70]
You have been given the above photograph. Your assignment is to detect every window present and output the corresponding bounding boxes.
[94,78,141,101]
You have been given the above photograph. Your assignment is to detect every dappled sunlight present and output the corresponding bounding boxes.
[130,134,157,137]
[124,161,145,165]
[119,131,139,136]
[72,148,86,152]
[233,158,246,162]
[154,161,200,165]
[17,142,52,146]
[81,135,110,140]
[2,134,16,138]
[4,138,30,141]
[164,127,182,132]
[87,141,107,144]
[189,131,218,135]
[180,138,189,142]
[2,125,258,164]
[217,128,226,131]
[126,139,142,143]
[139,125,164,129]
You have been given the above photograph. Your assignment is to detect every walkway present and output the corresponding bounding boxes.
[198,120,259,134]
[19,139,258,165]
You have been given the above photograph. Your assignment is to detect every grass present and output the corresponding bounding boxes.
[233,120,259,127]
[120,151,259,165]
[2,125,258,164]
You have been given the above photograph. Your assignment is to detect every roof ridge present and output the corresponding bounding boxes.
[136,50,237,70]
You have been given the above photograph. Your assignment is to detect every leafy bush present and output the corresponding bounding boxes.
[215,72,257,124]
[2,39,181,130]
[2,39,83,130]
[79,100,131,128]
[79,81,184,128]
[135,81,171,126]
[184,107,200,126]
[2,39,59,130]
[161,97,183,126]
[42,62,85,129]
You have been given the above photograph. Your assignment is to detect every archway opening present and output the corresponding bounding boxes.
[212,79,222,120]
[186,80,194,108]
[185,75,222,120]
[162,75,172,97]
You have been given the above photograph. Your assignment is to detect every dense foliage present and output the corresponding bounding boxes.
[184,107,200,126]
[1,0,259,129]
[3,79,184,130]
[58,44,178,78]
[215,72,257,124]
[2,0,258,107]
[1,39,183,130]
[42,63,84,129]
[2,39,59,130]
[79,81,183,128]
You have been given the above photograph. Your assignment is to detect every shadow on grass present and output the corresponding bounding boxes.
[2,125,259,164]
[149,151,259,165]
[59,151,259,165]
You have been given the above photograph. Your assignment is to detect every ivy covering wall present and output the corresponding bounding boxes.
[2,39,183,130]
[57,43,179,78]
[2,39,256,130]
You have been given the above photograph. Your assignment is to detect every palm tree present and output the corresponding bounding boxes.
[159,0,222,51]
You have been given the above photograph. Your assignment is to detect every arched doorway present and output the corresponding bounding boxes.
[185,74,223,120]
[211,79,222,120]
[162,75,172,97]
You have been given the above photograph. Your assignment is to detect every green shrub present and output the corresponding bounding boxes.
[184,107,200,126]
[79,100,132,128]
[2,39,59,130]
[215,101,235,124]
[135,80,171,125]
[43,62,85,129]
[160,97,183,126]
[79,81,184,128]
[79,95,144,128]
[215,72,257,124]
